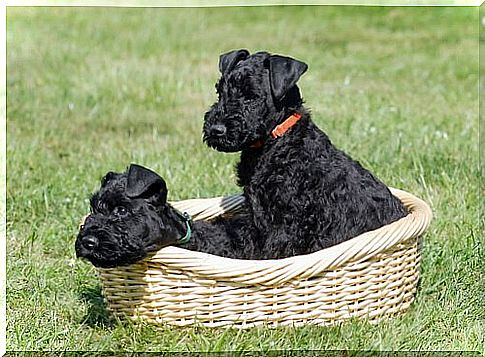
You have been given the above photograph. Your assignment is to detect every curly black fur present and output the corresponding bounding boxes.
[203,50,408,259]
[75,164,257,268]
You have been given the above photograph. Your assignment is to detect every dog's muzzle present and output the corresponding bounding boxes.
[209,124,227,137]
[75,233,99,258]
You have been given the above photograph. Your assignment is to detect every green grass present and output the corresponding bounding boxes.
[6,6,483,352]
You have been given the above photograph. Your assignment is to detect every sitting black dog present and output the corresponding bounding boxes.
[203,49,407,259]
[75,164,257,268]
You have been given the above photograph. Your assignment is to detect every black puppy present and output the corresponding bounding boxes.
[75,164,256,268]
[203,49,407,259]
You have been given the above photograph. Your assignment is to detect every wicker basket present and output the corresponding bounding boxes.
[97,188,432,328]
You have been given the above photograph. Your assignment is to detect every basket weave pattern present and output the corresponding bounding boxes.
[97,188,432,328]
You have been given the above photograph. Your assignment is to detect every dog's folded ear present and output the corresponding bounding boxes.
[126,164,167,202]
[266,55,308,100]
[219,49,250,75]
[101,171,117,187]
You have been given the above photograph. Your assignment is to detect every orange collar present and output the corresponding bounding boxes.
[271,112,302,139]
[250,112,302,149]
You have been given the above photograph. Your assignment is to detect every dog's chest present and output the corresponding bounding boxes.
[241,140,307,195]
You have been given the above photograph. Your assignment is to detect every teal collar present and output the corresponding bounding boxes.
[176,210,192,245]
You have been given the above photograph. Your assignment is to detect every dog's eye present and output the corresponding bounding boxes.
[113,206,128,216]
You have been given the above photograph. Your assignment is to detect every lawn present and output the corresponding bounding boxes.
[6,6,483,352]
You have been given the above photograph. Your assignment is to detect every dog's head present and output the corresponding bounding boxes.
[75,164,185,268]
[203,49,308,152]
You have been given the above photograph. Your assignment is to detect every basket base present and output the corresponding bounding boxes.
[99,237,421,328]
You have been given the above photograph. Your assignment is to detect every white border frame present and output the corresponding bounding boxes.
[1,2,482,356]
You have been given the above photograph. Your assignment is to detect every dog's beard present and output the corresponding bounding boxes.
[203,117,263,152]
[204,135,247,152]
[76,225,151,268]
[81,244,148,268]
[203,96,273,152]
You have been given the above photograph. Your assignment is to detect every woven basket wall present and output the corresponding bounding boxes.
[97,188,432,328]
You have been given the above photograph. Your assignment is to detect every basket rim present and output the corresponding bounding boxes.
[100,188,432,286]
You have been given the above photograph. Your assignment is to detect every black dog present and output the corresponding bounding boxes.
[203,49,407,259]
[75,164,257,268]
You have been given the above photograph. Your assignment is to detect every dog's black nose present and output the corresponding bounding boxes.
[81,235,98,250]
[210,125,227,137]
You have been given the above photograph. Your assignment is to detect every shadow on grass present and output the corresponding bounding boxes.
[79,285,114,328]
